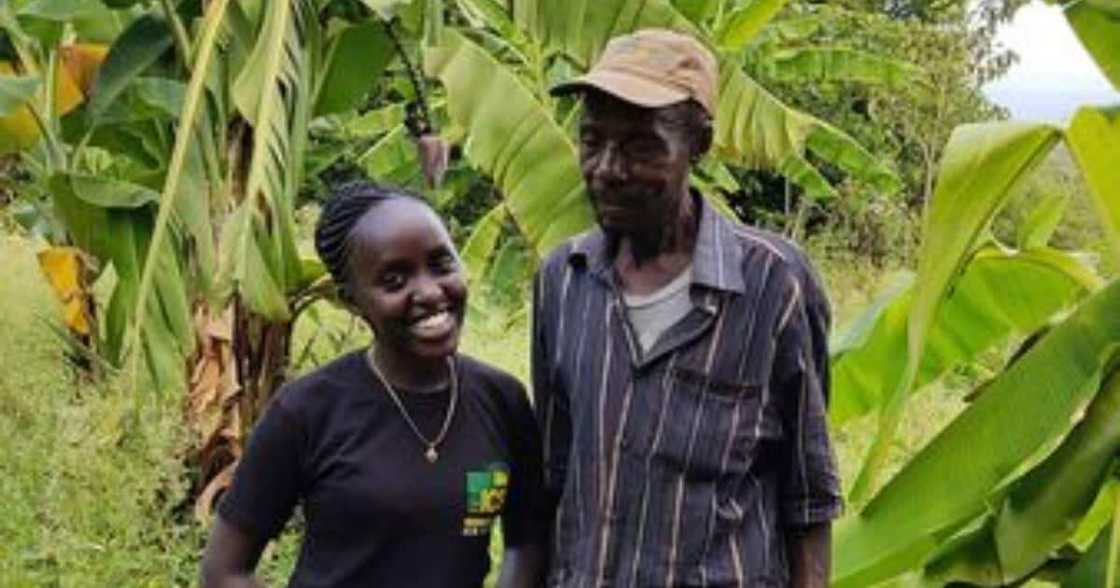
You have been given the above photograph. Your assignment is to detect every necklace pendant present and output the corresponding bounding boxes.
[425,447,438,463]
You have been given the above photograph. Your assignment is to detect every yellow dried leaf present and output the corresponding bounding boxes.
[37,246,93,336]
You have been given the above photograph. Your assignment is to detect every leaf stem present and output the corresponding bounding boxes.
[129,0,232,398]
[158,0,194,67]
[1109,489,1120,588]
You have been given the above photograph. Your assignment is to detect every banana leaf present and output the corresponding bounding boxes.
[220,0,317,321]
[715,0,790,50]
[848,121,1062,504]
[131,0,231,392]
[357,125,423,189]
[1072,479,1120,551]
[50,174,191,391]
[1066,105,1120,263]
[922,369,1120,585]
[760,47,924,89]
[460,204,507,285]
[831,244,1099,424]
[511,0,694,69]
[313,21,394,116]
[834,278,1120,588]
[512,0,902,197]
[672,0,720,25]
[0,74,40,115]
[88,14,173,120]
[1047,0,1120,91]
[1018,191,1070,250]
[425,28,592,256]
[1063,522,1118,587]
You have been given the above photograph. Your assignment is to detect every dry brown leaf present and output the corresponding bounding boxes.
[194,461,236,523]
[417,133,450,189]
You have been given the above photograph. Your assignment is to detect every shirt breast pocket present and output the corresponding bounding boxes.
[651,367,764,479]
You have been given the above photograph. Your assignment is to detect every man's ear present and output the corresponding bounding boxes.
[691,123,713,162]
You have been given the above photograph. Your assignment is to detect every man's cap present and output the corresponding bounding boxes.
[551,28,718,117]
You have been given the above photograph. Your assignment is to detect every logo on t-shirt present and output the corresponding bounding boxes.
[463,462,509,536]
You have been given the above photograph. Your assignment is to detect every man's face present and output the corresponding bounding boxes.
[578,91,695,240]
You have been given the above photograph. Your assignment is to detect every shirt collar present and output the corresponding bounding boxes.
[567,193,747,294]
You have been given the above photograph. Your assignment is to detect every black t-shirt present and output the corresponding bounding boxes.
[218,350,549,587]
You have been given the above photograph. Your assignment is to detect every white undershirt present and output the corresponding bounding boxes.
[622,265,694,353]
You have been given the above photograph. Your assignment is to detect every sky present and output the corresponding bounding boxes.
[982,1,1118,122]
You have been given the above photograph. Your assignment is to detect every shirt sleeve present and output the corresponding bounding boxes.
[497,376,551,548]
[773,271,843,527]
[532,266,571,514]
[217,396,305,540]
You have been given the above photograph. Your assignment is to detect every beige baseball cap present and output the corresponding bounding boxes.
[551,28,718,117]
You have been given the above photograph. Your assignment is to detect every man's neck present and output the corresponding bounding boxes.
[613,190,698,296]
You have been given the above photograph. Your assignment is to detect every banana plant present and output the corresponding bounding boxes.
[832,1,1120,583]
[0,1,135,372]
[3,0,413,512]
[426,0,910,287]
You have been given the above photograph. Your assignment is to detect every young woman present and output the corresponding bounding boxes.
[200,182,548,587]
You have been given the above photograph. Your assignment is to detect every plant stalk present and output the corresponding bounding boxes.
[1110,489,1120,588]
[158,0,194,67]
[128,0,232,398]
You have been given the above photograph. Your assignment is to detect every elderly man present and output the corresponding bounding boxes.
[531,29,842,587]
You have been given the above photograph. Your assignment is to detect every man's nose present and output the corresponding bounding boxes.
[592,143,627,183]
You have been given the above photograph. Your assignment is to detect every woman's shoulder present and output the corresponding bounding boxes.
[273,349,372,417]
[456,354,525,394]
[456,354,533,414]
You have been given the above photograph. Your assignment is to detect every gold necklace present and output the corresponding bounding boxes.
[367,348,458,463]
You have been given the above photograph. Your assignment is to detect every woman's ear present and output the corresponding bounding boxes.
[334,282,360,315]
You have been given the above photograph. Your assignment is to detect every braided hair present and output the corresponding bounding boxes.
[314,181,428,303]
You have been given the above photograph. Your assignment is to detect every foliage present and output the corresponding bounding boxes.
[830,1,1120,583]
[0,237,203,586]
[425,0,911,300]
[746,1,1015,217]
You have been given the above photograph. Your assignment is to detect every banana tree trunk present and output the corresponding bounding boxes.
[234,297,293,432]
[187,299,292,519]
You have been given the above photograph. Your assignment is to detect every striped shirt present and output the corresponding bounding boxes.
[531,196,842,587]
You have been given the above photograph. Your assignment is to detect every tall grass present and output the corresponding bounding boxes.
[0,236,203,585]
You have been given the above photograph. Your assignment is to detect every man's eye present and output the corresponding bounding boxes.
[625,139,661,157]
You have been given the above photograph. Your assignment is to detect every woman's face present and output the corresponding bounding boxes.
[346,199,467,361]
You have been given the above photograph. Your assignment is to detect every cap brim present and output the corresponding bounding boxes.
[550,69,689,109]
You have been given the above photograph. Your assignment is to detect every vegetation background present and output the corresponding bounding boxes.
[0,0,1116,585]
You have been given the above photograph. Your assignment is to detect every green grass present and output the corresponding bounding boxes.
[0,236,203,586]
[0,230,967,585]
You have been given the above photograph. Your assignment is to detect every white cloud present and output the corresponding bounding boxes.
[982,1,1118,122]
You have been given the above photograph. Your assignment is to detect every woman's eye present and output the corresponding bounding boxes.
[380,273,406,290]
[434,254,459,273]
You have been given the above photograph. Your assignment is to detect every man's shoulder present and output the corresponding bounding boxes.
[539,229,596,269]
[720,221,830,320]
[535,229,606,286]
[726,223,819,282]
